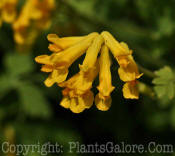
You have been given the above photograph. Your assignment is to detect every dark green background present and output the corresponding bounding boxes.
[0,0,175,155]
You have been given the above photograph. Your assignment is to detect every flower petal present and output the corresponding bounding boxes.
[47,34,85,49]
[35,54,53,65]
[122,81,139,99]
[80,34,104,72]
[44,69,68,87]
[70,98,86,113]
[101,31,131,57]
[95,94,112,111]
[41,65,53,72]
[97,45,115,97]
[60,96,71,109]
[118,55,142,82]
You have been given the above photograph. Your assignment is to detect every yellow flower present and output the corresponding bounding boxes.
[95,45,115,111]
[13,0,55,45]
[60,91,94,113]
[101,31,132,62]
[35,32,99,87]
[118,55,143,82]
[0,0,18,26]
[116,43,142,99]
[59,63,98,113]
[101,31,142,99]
[47,34,85,52]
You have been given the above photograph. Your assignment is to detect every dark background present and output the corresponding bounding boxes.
[0,0,175,155]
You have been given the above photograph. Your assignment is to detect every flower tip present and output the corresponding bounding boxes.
[122,82,139,99]
[35,55,49,64]
[101,31,110,35]
[137,73,144,79]
[60,97,70,109]
[95,94,111,111]
[44,78,54,87]
[47,34,59,42]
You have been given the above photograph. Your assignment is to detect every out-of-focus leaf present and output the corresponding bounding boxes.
[67,0,97,19]
[4,53,34,76]
[153,66,175,100]
[154,12,174,38]
[18,83,51,119]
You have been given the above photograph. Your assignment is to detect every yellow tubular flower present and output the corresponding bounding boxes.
[47,34,85,52]
[95,95,112,111]
[35,53,68,87]
[79,35,104,72]
[95,45,115,111]
[60,91,94,113]
[101,31,132,58]
[116,43,142,99]
[118,55,143,82]
[0,0,18,26]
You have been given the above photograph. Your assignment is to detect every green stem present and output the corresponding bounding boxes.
[138,64,156,78]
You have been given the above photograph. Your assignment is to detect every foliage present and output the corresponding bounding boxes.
[0,0,175,156]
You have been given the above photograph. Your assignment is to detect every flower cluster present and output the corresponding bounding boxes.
[13,0,55,46]
[35,31,142,113]
[0,0,18,26]
[0,0,55,47]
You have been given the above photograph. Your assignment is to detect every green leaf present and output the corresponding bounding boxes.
[154,86,166,98]
[153,66,174,85]
[153,66,175,100]
[4,53,34,77]
[18,83,52,119]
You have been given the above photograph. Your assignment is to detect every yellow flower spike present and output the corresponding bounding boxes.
[35,31,142,113]
[101,31,132,57]
[51,32,99,69]
[118,55,143,82]
[47,34,85,50]
[79,34,104,72]
[95,94,112,111]
[97,45,115,97]
[122,81,139,99]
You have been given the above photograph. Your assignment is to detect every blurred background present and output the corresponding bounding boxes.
[0,0,175,155]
